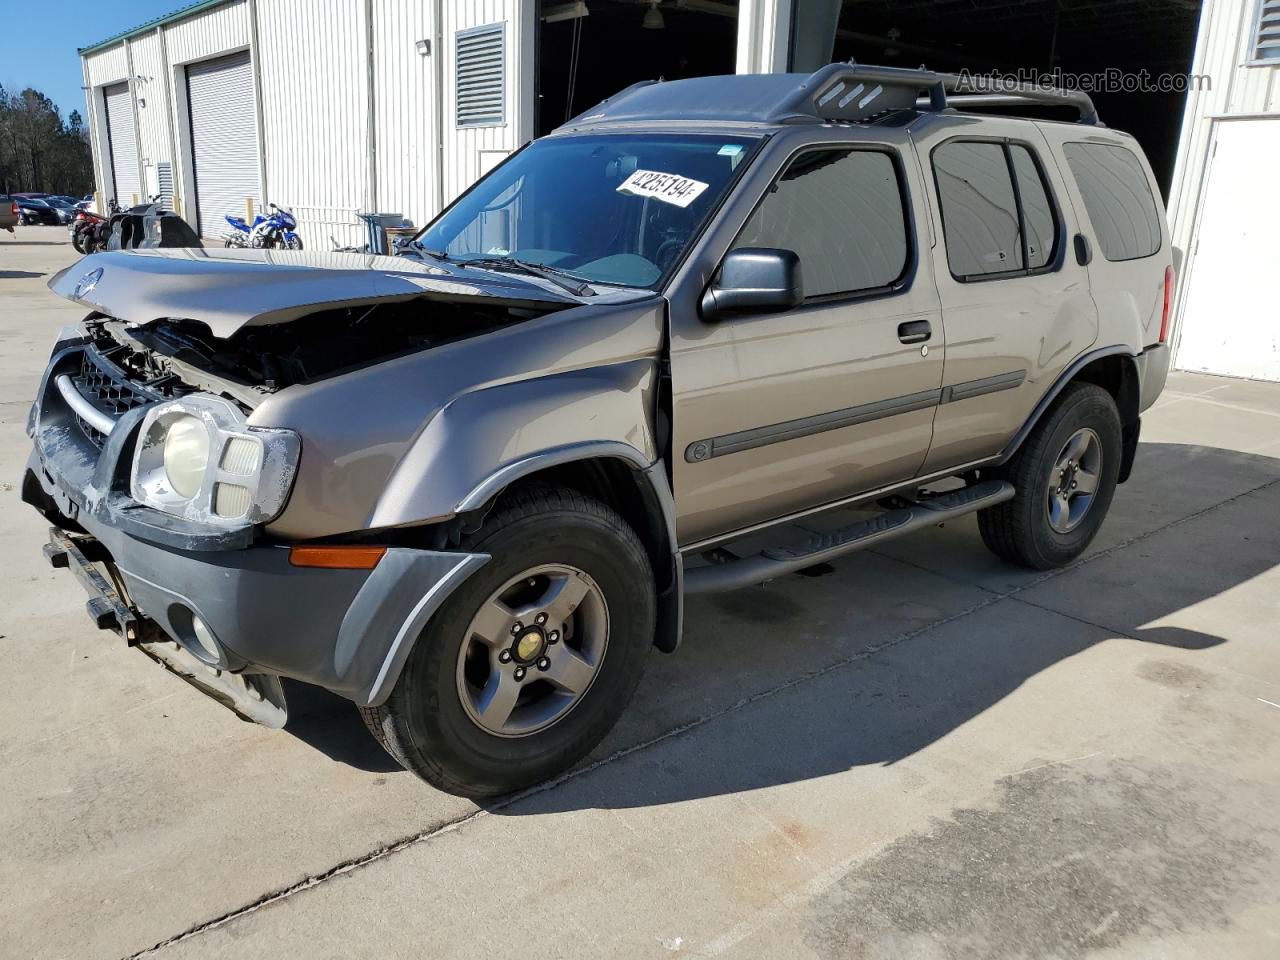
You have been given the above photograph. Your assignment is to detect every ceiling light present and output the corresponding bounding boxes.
[543,1,589,22]
[643,0,665,29]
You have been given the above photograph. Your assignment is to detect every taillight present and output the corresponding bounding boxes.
[1159,265,1175,344]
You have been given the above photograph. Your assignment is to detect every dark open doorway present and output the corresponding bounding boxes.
[536,0,740,137]
[823,0,1203,196]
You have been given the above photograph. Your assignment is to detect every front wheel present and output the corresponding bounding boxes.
[362,486,656,797]
[978,382,1122,570]
[284,234,303,250]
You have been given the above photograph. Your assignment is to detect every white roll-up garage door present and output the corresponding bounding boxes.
[103,82,140,206]
[186,51,260,237]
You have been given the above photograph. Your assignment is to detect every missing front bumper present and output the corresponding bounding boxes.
[41,526,288,727]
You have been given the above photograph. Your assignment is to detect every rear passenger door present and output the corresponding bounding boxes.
[913,118,1098,473]
[668,139,944,546]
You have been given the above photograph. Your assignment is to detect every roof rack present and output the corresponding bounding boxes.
[767,63,947,124]
[771,62,1100,126]
[559,61,1100,132]
[924,78,1100,126]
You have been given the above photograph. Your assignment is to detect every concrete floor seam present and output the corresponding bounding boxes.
[123,472,1280,958]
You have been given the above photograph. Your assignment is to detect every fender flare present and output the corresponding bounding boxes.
[996,345,1139,466]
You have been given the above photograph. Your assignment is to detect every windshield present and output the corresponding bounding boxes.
[416,133,759,289]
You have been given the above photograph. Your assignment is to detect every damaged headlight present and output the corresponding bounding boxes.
[131,395,300,526]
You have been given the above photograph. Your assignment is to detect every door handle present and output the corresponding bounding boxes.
[898,320,932,345]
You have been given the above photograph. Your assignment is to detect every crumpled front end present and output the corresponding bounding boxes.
[23,324,487,718]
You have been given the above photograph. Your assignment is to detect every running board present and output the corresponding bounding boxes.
[684,480,1015,595]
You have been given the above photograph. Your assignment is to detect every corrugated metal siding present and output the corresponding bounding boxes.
[256,0,369,247]
[165,0,250,64]
[1167,0,1280,371]
[85,46,128,86]
[129,33,174,176]
[373,0,440,230]
[103,82,141,204]
[440,0,533,206]
[187,51,261,235]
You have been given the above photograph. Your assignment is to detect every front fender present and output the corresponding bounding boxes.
[367,359,659,529]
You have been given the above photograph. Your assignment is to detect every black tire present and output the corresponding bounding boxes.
[71,229,86,254]
[362,486,655,797]
[978,382,1122,570]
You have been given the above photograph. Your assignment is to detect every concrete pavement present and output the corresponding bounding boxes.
[2,227,1278,959]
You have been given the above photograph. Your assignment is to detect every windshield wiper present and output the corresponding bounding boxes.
[460,256,596,297]
[399,240,450,263]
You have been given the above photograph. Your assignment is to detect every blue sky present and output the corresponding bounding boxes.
[2,0,184,121]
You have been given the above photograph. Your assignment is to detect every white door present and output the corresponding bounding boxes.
[186,51,260,237]
[1176,119,1280,381]
[103,82,140,206]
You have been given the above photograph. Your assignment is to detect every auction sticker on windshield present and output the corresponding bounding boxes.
[616,170,709,208]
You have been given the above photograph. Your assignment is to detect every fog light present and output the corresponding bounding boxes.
[190,614,221,661]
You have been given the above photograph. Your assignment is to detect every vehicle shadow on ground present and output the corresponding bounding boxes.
[0,270,46,279]
[281,441,1278,798]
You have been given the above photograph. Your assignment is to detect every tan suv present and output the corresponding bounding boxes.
[24,64,1173,796]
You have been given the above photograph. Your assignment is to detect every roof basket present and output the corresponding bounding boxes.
[768,63,948,124]
[926,77,1100,125]
[560,61,1100,132]
[774,61,1100,127]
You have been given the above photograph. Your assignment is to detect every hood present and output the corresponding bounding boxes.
[47,247,582,340]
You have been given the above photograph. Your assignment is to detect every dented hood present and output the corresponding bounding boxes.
[48,247,579,339]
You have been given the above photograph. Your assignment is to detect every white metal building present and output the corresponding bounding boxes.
[1168,0,1280,381]
[80,0,1279,378]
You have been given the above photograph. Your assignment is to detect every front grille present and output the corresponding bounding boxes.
[69,344,182,448]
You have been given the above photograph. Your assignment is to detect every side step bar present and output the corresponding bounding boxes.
[684,480,1015,595]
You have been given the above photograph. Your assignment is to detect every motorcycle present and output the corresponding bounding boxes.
[70,199,122,254]
[224,203,302,249]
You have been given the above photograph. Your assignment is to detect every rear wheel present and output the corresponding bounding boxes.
[978,382,1122,569]
[362,486,655,797]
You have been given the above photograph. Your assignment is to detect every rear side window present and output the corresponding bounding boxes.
[932,140,1061,280]
[933,141,1024,277]
[1062,142,1162,261]
[733,148,909,299]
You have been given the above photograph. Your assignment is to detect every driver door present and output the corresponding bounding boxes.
[668,139,945,546]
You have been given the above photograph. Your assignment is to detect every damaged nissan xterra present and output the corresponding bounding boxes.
[24,65,1174,796]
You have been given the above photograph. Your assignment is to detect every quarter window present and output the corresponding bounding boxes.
[1010,145,1057,270]
[733,148,909,299]
[1062,142,1162,262]
[932,140,1061,280]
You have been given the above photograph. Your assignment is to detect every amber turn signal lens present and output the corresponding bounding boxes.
[289,545,387,569]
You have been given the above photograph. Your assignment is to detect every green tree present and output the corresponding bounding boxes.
[0,84,93,195]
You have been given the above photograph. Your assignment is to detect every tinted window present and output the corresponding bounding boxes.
[1062,142,1161,261]
[1010,145,1057,269]
[733,148,908,298]
[933,141,1024,277]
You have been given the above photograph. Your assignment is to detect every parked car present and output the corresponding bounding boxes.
[44,197,76,225]
[16,197,60,225]
[23,64,1173,798]
[0,196,19,234]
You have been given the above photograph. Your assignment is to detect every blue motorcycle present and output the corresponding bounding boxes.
[224,202,302,249]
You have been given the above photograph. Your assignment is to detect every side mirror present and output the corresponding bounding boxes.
[701,247,804,320]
